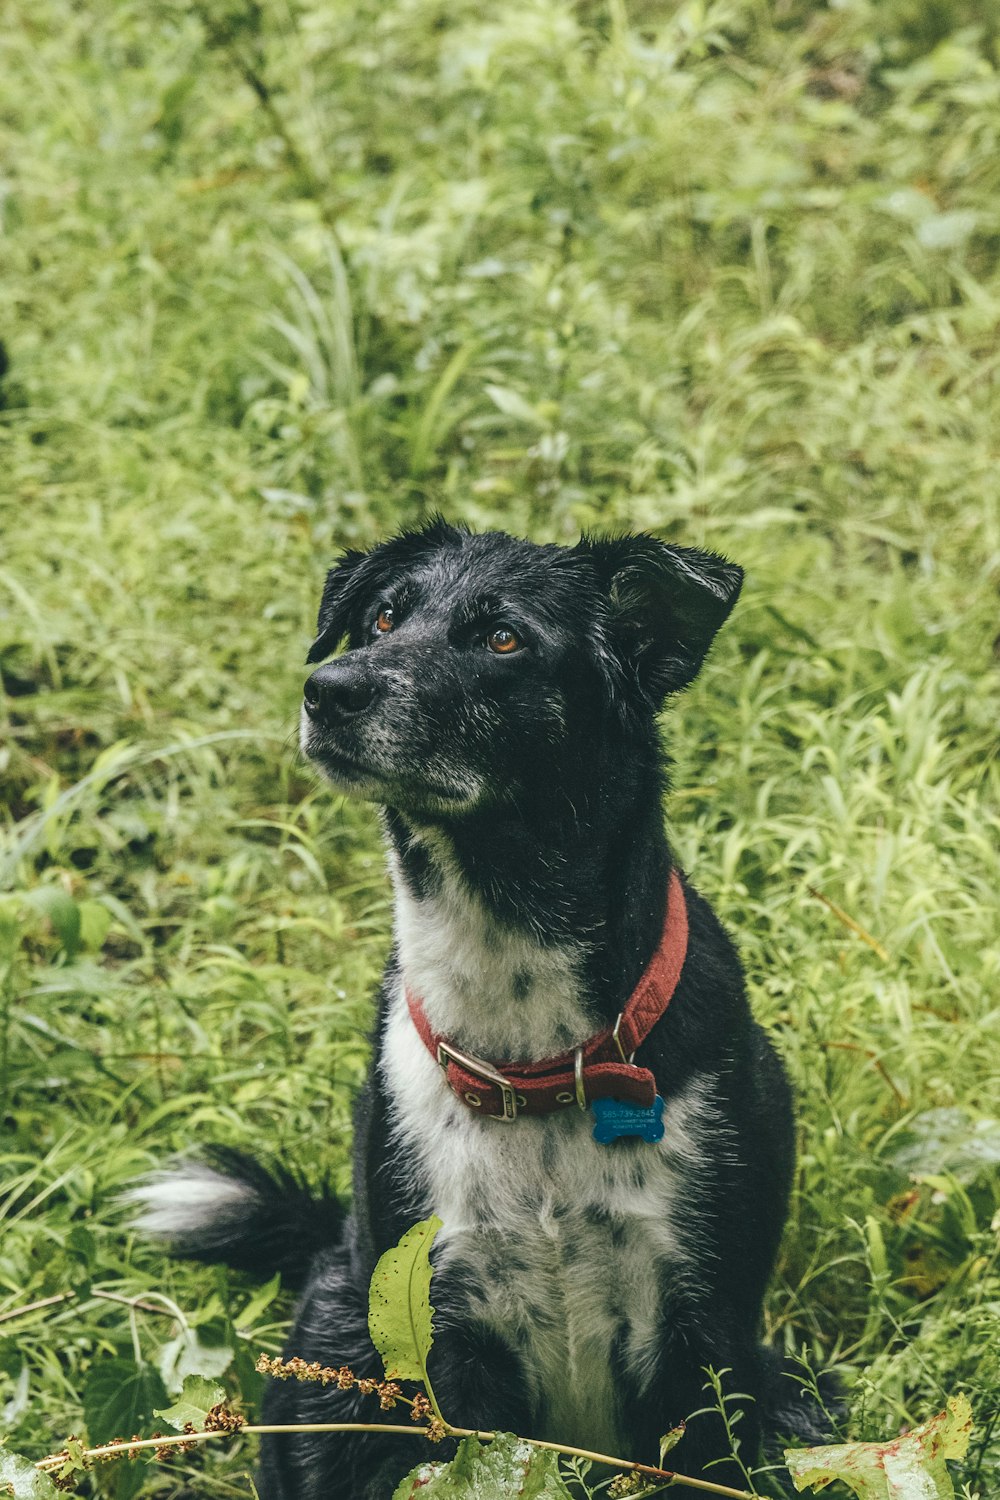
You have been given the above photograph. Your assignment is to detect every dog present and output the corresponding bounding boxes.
[134,521,824,1498]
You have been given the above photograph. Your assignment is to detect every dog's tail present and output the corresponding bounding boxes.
[125,1147,345,1289]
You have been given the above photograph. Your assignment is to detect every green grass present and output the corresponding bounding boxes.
[1,0,999,1493]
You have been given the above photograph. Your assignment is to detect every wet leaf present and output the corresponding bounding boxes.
[154,1374,226,1432]
[785,1394,973,1497]
[887,1108,1000,1184]
[0,1447,60,1499]
[392,1433,572,1498]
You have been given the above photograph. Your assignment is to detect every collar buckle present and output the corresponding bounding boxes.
[611,1011,636,1065]
[436,1039,519,1121]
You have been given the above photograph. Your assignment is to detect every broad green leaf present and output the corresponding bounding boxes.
[887,1108,1000,1184]
[77,900,112,951]
[158,1323,234,1394]
[916,212,977,251]
[153,1375,226,1432]
[0,1447,60,1500]
[864,1215,888,1280]
[392,1433,572,1499]
[784,1394,973,1498]
[24,887,80,958]
[368,1215,442,1384]
[484,384,548,428]
[83,1358,169,1446]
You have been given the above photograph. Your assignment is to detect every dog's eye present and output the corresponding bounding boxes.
[487,628,521,655]
[374,607,395,635]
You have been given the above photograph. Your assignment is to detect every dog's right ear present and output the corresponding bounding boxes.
[577,534,743,703]
[306,548,378,663]
[307,518,466,662]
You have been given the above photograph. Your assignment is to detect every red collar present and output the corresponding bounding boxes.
[406,867,688,1122]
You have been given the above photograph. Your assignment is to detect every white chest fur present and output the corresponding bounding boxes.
[389,833,594,1059]
[381,988,712,1454]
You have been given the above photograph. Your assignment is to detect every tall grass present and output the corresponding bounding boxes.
[1,0,998,1492]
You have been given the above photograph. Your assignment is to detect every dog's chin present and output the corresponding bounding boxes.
[303,736,484,817]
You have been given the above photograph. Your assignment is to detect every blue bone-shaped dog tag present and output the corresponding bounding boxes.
[591,1094,665,1145]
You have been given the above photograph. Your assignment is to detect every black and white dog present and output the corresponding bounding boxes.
[135,522,821,1497]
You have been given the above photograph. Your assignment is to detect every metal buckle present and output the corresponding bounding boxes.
[436,1040,519,1121]
[574,1047,588,1111]
[611,1012,636,1066]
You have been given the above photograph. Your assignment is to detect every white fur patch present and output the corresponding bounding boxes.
[124,1163,260,1238]
[381,976,715,1453]
[390,828,592,1059]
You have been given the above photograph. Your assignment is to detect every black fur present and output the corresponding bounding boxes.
[142,523,827,1497]
[140,1147,345,1287]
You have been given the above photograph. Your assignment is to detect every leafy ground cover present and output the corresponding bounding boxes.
[1,0,998,1493]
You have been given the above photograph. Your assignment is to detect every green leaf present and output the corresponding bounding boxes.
[368,1215,442,1385]
[659,1424,686,1465]
[2,1365,30,1427]
[66,1225,97,1268]
[23,887,80,958]
[392,1433,572,1499]
[410,342,477,476]
[232,1341,264,1407]
[886,1107,1000,1184]
[158,1322,234,1394]
[0,1447,60,1499]
[784,1394,973,1498]
[153,1374,226,1432]
[234,1272,283,1331]
[484,384,548,428]
[77,900,112,952]
[83,1358,169,1445]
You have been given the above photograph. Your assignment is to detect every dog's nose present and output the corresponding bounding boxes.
[303,663,379,721]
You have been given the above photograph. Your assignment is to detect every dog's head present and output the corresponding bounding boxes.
[301,520,742,816]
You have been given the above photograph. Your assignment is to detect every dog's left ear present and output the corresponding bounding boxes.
[578,535,743,701]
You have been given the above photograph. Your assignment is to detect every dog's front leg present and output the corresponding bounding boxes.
[258,1250,431,1500]
[624,1322,764,1495]
[424,1311,535,1435]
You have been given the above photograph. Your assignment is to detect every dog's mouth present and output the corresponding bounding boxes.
[307,742,371,780]
[300,714,484,814]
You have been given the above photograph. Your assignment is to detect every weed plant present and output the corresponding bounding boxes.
[0,0,998,1494]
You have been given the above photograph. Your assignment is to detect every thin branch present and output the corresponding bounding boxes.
[92,1289,179,1318]
[0,1287,178,1328]
[0,1292,70,1325]
[807,886,890,963]
[186,1,335,219]
[35,1421,757,1499]
[36,1425,422,1468]
[821,1040,907,1108]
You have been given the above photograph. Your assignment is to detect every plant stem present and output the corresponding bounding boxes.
[421,1366,446,1428]
[0,1288,181,1327]
[36,1425,423,1467]
[35,1421,758,1497]
[478,1431,755,1497]
[807,886,890,962]
[0,1292,71,1325]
